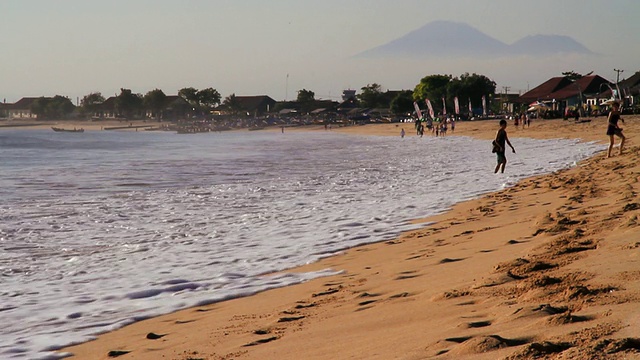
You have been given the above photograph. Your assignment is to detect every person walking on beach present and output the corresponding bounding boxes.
[606,101,625,158]
[400,128,405,138]
[494,119,516,174]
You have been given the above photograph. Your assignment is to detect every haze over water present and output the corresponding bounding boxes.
[0,129,604,359]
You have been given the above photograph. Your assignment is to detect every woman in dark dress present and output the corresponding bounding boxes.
[606,102,625,158]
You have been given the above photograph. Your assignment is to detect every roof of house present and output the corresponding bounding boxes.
[619,71,640,89]
[100,96,117,109]
[8,97,46,110]
[518,77,573,103]
[609,71,640,97]
[546,75,611,100]
[163,95,190,108]
[337,97,358,110]
[235,96,276,111]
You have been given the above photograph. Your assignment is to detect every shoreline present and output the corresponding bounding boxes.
[57,117,640,359]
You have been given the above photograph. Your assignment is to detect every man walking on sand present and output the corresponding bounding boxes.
[494,119,515,174]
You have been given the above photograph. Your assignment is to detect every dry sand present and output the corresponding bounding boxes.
[53,116,640,359]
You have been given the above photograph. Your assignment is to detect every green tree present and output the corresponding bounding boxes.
[178,87,199,106]
[297,89,315,113]
[115,88,143,119]
[197,87,222,110]
[80,92,105,115]
[357,83,384,108]
[31,96,75,119]
[297,89,315,103]
[222,93,243,115]
[562,71,584,81]
[179,87,221,116]
[447,73,496,111]
[389,90,414,115]
[143,89,167,119]
[413,75,451,113]
[30,97,48,118]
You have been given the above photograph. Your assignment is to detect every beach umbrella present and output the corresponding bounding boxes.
[527,101,548,112]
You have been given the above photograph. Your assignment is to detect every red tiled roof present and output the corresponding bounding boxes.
[518,77,572,103]
[547,75,611,100]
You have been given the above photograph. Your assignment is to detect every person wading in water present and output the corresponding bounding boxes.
[494,119,516,174]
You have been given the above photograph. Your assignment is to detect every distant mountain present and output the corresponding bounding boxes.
[355,21,594,58]
[510,34,594,55]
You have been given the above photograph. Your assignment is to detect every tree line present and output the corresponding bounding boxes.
[28,72,496,119]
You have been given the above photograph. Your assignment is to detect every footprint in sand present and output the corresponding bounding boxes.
[243,336,278,347]
[462,320,492,328]
[439,257,465,264]
[312,288,340,297]
[395,272,422,280]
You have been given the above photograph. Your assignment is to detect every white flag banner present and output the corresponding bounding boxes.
[454,97,460,115]
[425,99,435,118]
[413,101,422,119]
[482,95,487,117]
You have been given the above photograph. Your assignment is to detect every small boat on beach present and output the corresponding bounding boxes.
[52,127,85,133]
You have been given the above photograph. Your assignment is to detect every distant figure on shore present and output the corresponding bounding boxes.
[281,126,284,133]
[400,128,405,138]
[494,119,516,174]
[606,101,625,158]
[450,118,455,132]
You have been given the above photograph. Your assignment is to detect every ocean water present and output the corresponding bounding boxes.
[0,128,605,359]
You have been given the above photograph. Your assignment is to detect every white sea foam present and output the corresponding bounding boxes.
[0,129,604,358]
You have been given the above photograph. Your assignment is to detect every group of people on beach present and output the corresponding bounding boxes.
[513,113,531,129]
[412,116,455,138]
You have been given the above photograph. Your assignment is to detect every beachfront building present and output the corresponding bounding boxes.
[519,75,612,116]
[5,97,43,119]
[518,77,574,111]
[233,95,277,117]
[92,97,118,119]
[0,102,8,118]
[144,96,192,120]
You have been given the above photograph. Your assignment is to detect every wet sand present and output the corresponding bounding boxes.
[58,116,640,359]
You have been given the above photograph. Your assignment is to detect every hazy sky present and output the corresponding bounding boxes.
[1,0,638,103]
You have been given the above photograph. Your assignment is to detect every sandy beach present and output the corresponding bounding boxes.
[49,116,640,359]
